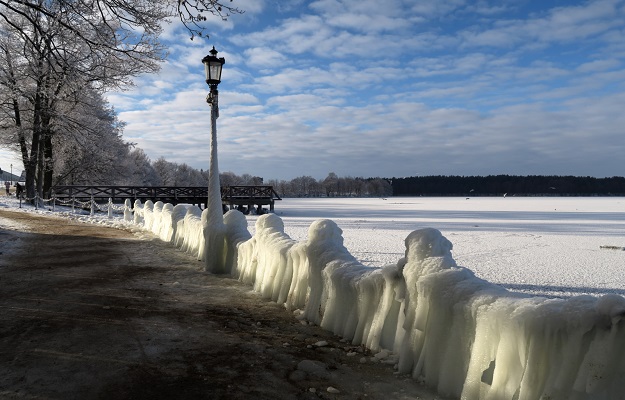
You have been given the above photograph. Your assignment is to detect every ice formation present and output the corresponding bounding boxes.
[125,202,625,400]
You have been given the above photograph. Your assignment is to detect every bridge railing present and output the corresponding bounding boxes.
[52,186,209,200]
[51,185,282,210]
[221,185,282,200]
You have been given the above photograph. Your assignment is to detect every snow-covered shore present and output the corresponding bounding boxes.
[258,197,625,298]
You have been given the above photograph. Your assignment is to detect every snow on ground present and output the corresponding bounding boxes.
[250,197,625,298]
[2,195,623,299]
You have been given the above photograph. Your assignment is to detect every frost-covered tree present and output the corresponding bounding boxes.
[366,178,392,197]
[0,0,241,48]
[0,0,166,201]
[118,148,159,185]
[187,166,207,186]
[239,173,263,185]
[291,175,321,197]
[0,0,240,200]
[52,89,131,185]
[173,163,193,186]
[152,158,208,186]
[322,172,339,197]
[152,157,174,185]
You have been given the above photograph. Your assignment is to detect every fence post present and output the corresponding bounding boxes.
[52,195,56,212]
[35,194,38,210]
[90,196,95,216]
[108,198,113,219]
[72,197,75,214]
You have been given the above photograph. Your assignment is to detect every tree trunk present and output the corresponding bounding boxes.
[42,125,54,198]
[36,138,44,205]
[25,91,42,203]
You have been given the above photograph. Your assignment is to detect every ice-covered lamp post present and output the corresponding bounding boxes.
[202,46,227,273]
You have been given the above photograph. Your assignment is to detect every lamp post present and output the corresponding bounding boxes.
[202,46,227,273]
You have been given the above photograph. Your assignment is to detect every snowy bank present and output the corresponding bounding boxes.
[92,201,625,398]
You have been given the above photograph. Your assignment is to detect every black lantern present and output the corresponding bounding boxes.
[202,46,225,88]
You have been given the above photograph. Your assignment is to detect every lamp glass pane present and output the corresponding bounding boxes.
[209,62,222,82]
[204,62,211,81]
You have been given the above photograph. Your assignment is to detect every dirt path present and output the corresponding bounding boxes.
[0,209,446,400]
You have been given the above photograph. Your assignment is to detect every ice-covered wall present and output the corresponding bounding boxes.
[127,204,625,400]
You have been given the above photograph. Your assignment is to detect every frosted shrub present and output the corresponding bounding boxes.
[123,199,133,222]
[254,214,296,302]
[133,199,144,225]
[150,201,164,236]
[303,219,354,324]
[223,210,251,271]
[171,204,191,247]
[178,206,203,258]
[142,200,154,231]
[234,214,296,302]
[285,241,309,312]
[233,226,257,284]
[157,203,174,242]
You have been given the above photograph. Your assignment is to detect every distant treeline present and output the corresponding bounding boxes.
[391,175,625,196]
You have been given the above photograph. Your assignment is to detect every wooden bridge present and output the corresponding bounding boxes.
[51,185,282,213]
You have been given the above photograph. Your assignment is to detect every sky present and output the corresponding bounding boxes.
[4,0,625,181]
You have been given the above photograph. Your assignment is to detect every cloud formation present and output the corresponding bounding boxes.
[107,0,625,180]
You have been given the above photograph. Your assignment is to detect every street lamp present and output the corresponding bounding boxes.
[203,47,225,86]
[202,46,225,115]
[202,46,227,273]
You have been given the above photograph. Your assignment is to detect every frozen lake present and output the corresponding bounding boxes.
[250,197,625,298]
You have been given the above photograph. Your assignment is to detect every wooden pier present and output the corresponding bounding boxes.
[51,185,282,213]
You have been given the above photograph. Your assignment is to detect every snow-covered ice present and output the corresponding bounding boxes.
[254,197,625,299]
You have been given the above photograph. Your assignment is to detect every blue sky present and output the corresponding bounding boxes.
[6,0,624,181]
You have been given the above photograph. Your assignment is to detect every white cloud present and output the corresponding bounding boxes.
[243,47,290,69]
[576,58,622,72]
[97,0,625,181]
[408,0,466,18]
[461,0,624,49]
